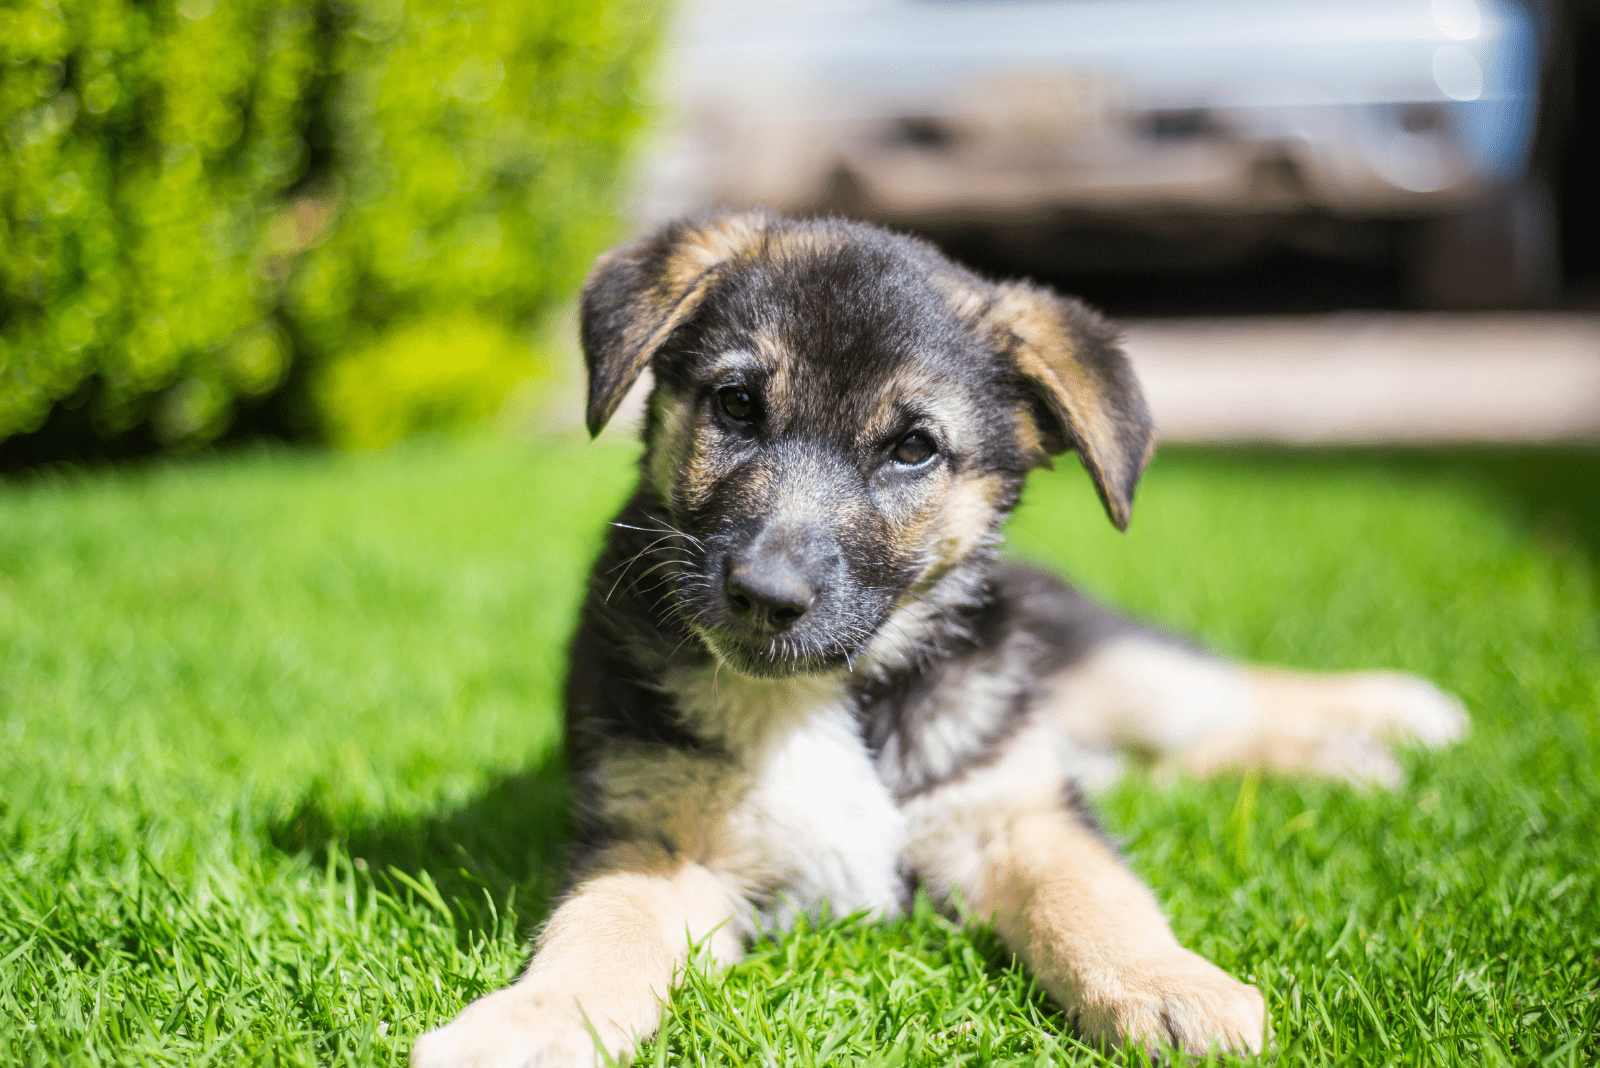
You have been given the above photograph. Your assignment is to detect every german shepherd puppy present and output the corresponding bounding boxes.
[412,212,1466,1066]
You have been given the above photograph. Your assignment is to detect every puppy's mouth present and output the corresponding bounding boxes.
[695,625,861,679]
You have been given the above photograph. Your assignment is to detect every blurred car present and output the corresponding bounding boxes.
[638,0,1551,306]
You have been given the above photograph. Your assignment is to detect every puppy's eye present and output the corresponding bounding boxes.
[891,431,936,466]
[718,386,758,423]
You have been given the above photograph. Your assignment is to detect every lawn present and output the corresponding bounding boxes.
[2,439,1596,1066]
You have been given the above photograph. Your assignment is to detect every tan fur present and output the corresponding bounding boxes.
[637,272,722,364]
[1010,401,1050,467]
[902,721,1264,1056]
[596,748,742,861]
[644,391,694,504]
[663,210,771,294]
[927,473,1004,576]
[410,855,743,1068]
[585,212,772,435]
[990,284,1131,517]
[1169,668,1468,786]
[1045,637,1258,761]
[926,270,994,324]
[1044,637,1467,788]
[751,331,800,417]
[599,271,723,434]
[982,807,1266,1055]
[681,415,722,513]
[662,665,844,753]
[766,225,844,263]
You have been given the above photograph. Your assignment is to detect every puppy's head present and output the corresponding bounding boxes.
[584,211,1154,678]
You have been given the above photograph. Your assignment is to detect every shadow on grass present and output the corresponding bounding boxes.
[1164,444,1600,594]
[268,755,575,945]
[1430,448,1600,577]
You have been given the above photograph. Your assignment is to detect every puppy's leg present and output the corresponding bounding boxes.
[1049,636,1467,786]
[906,730,1265,1056]
[988,806,1267,1055]
[411,844,744,1068]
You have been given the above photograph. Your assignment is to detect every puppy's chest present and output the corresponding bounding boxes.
[665,671,907,920]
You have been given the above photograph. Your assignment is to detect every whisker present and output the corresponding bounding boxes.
[612,517,705,545]
[605,533,685,575]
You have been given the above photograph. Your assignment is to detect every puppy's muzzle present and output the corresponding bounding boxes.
[722,525,832,635]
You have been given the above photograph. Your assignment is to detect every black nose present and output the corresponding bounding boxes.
[726,561,812,633]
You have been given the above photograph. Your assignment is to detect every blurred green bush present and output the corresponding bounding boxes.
[0,0,656,452]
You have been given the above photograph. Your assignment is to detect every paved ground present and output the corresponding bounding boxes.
[540,312,1600,445]
[1122,313,1600,443]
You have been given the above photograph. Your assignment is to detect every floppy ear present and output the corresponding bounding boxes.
[989,281,1157,531]
[581,210,771,436]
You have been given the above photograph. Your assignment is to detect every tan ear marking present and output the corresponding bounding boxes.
[582,211,773,437]
[767,226,845,262]
[664,211,772,294]
[988,281,1156,531]
[591,268,723,436]
[928,271,993,323]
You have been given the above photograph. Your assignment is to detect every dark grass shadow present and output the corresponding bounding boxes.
[1161,444,1600,598]
[1400,447,1600,577]
[268,754,575,946]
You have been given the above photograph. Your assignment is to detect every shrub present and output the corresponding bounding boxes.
[0,0,657,453]
[315,310,532,448]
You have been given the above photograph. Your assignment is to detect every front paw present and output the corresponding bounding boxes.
[411,987,626,1068]
[1075,948,1266,1057]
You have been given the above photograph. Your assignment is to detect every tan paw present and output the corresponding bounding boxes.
[1204,668,1471,787]
[411,987,626,1068]
[1075,947,1266,1057]
[1335,671,1469,748]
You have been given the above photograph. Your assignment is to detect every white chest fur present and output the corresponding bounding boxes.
[665,668,907,926]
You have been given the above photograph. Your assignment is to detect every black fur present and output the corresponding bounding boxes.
[848,562,1156,802]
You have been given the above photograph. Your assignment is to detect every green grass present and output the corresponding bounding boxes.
[2,439,1597,1066]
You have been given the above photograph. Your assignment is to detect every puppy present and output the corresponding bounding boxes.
[412,211,1466,1066]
